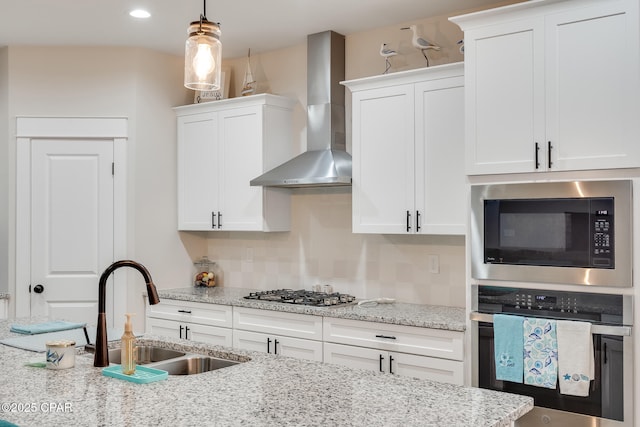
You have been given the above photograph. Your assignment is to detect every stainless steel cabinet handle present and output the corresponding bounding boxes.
[274,339,279,354]
[547,141,553,169]
[177,309,192,314]
[211,211,216,229]
[179,325,184,339]
[217,212,222,229]
[379,354,384,372]
[416,211,421,232]
[185,325,190,340]
[406,211,411,232]
[267,337,272,354]
[535,142,540,169]
[389,354,394,374]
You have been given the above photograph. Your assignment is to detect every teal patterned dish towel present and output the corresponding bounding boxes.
[523,317,558,389]
[10,320,86,335]
[493,314,524,383]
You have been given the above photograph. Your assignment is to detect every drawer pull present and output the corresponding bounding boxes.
[375,334,397,340]
[177,310,192,314]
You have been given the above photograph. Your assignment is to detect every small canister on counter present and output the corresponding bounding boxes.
[46,340,76,369]
[193,256,220,287]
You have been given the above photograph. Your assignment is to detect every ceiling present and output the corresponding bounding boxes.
[0,0,510,59]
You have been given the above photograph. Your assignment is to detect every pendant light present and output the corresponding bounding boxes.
[184,0,222,90]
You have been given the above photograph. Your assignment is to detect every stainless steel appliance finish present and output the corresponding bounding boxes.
[472,285,633,426]
[250,30,351,188]
[244,289,356,306]
[470,180,633,287]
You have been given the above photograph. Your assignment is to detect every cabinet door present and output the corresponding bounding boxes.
[177,112,219,230]
[187,322,233,346]
[146,317,232,346]
[233,330,322,362]
[323,342,383,373]
[545,0,640,171]
[146,317,181,339]
[217,106,265,230]
[324,343,464,384]
[352,84,416,234]
[391,352,463,385]
[414,78,466,235]
[465,18,545,174]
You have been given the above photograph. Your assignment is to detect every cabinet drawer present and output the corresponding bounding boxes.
[146,299,233,328]
[323,317,463,361]
[233,307,323,340]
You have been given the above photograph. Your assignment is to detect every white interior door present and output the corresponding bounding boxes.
[29,139,114,324]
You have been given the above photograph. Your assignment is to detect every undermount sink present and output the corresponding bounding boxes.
[108,346,186,365]
[99,345,243,375]
[150,356,240,375]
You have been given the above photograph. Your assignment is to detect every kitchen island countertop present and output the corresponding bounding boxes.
[157,287,466,331]
[0,318,532,427]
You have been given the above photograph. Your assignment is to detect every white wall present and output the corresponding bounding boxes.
[0,47,8,300]
[4,46,204,329]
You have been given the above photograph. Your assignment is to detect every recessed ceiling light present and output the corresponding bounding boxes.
[129,9,151,19]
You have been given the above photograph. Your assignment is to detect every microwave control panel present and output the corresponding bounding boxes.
[591,199,614,267]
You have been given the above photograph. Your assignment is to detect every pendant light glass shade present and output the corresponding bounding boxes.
[184,19,221,90]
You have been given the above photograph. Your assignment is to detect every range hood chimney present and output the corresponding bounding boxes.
[250,31,351,188]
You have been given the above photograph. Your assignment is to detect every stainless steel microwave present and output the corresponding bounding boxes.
[470,180,632,287]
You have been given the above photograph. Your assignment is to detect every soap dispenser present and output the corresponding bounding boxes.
[121,313,136,375]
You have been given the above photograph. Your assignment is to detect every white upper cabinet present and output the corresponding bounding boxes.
[344,63,466,235]
[452,0,640,175]
[174,94,294,231]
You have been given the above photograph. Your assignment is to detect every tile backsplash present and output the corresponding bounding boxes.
[206,189,466,307]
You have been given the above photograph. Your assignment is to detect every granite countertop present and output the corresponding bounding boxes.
[0,319,532,426]
[157,287,466,332]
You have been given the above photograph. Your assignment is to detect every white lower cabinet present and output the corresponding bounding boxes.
[232,307,323,362]
[145,299,233,347]
[323,317,464,385]
[323,343,463,384]
[233,329,323,361]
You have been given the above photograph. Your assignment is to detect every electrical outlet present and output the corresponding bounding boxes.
[428,255,439,274]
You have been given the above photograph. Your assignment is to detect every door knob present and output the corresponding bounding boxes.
[33,284,44,293]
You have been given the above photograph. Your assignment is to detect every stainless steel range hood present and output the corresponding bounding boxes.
[250,31,351,188]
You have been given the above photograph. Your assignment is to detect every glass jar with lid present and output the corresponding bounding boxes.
[193,256,220,287]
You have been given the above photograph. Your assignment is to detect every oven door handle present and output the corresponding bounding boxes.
[469,312,632,337]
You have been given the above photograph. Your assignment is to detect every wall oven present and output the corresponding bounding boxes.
[472,285,633,426]
[470,180,632,287]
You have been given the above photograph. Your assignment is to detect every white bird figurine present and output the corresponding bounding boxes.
[379,43,397,74]
[401,25,440,67]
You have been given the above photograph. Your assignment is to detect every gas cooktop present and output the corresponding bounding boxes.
[244,289,356,307]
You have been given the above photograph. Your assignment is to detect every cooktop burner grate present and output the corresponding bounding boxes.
[244,289,356,307]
